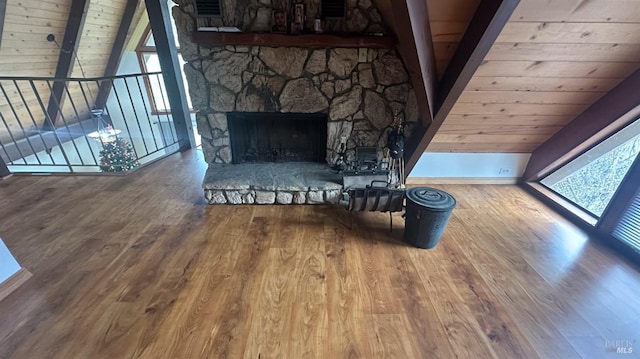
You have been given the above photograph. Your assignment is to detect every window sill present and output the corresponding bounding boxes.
[522,181,598,226]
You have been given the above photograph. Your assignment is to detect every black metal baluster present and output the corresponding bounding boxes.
[135,74,159,151]
[65,80,98,165]
[0,82,27,164]
[0,81,44,165]
[123,76,149,155]
[45,79,85,166]
[111,77,139,156]
[29,79,73,172]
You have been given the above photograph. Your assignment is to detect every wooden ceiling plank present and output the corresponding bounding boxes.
[466,76,622,92]
[433,133,552,144]
[458,90,605,105]
[511,0,640,23]
[523,68,640,181]
[438,124,565,135]
[404,0,521,174]
[391,0,438,125]
[94,0,139,110]
[498,22,640,44]
[5,5,71,18]
[43,0,91,131]
[444,114,575,126]
[426,141,539,152]
[474,61,640,78]
[486,42,640,63]
[451,103,589,116]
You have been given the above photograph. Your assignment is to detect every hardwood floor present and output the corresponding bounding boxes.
[0,150,639,358]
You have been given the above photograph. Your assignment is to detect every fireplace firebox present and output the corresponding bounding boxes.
[227,112,327,164]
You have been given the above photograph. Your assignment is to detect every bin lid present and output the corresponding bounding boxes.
[406,187,456,211]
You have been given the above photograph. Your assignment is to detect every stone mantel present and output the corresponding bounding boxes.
[191,32,395,49]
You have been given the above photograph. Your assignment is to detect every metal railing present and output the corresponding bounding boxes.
[0,72,182,174]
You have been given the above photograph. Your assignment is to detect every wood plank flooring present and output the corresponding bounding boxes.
[1,150,639,358]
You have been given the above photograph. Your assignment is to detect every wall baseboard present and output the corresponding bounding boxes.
[407,177,521,185]
[0,268,32,303]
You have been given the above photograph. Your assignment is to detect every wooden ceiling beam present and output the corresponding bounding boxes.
[523,68,640,182]
[391,0,437,126]
[94,0,140,111]
[43,0,91,131]
[403,0,521,174]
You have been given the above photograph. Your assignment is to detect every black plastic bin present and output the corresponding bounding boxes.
[403,187,457,249]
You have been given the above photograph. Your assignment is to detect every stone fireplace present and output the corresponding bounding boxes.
[172,0,419,204]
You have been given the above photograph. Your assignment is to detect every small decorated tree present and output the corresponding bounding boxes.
[99,137,140,172]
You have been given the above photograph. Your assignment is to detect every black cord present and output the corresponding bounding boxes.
[47,34,91,87]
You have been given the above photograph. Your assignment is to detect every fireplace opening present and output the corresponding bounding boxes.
[227,112,327,164]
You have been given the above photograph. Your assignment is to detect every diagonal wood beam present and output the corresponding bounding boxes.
[403,0,521,175]
[523,68,640,182]
[94,0,140,111]
[42,0,91,131]
[391,0,438,126]
[144,0,195,150]
[0,0,7,49]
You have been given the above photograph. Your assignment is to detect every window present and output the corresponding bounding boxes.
[524,71,640,262]
[540,119,640,218]
[534,117,640,259]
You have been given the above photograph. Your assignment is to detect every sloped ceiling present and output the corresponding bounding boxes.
[377,0,640,155]
[424,0,640,153]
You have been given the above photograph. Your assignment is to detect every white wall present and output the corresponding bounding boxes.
[408,152,531,180]
[0,239,20,283]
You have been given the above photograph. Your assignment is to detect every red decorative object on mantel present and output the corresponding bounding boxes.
[191,32,395,49]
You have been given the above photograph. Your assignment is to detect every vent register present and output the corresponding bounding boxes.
[195,0,221,16]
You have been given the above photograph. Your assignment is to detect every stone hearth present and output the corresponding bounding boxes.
[204,163,342,204]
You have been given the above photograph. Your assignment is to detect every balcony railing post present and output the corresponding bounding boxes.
[144,0,195,151]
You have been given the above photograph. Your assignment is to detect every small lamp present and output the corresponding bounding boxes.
[86,109,121,143]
